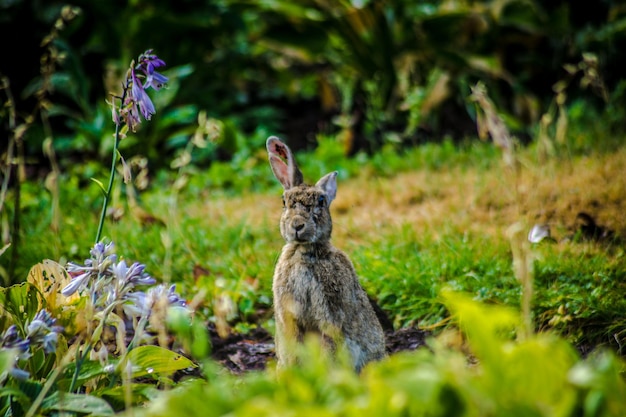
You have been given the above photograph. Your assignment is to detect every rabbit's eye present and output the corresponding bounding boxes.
[318,195,326,207]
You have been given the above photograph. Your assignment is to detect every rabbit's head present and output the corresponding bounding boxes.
[267,136,337,244]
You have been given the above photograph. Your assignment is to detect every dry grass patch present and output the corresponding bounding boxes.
[332,148,626,246]
[187,146,625,253]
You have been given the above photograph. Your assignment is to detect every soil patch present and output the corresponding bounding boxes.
[208,323,430,374]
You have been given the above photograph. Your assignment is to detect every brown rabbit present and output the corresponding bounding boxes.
[266,136,386,372]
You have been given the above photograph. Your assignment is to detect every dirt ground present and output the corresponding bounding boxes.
[208,323,430,374]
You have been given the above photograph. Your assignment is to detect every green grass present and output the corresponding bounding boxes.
[353,228,516,328]
[3,136,626,353]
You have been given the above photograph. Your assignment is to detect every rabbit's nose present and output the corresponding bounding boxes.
[294,222,305,232]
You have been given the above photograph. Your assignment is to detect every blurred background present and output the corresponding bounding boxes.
[2,0,625,177]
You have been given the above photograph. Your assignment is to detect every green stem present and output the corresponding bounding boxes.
[95,135,119,243]
[68,341,93,393]
[95,88,127,244]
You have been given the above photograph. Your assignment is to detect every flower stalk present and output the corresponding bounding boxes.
[94,50,168,243]
[95,89,125,244]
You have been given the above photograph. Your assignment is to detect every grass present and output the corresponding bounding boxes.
[4,137,626,353]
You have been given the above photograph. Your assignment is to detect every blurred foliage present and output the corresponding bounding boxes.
[2,0,626,177]
[243,0,626,150]
[131,292,626,417]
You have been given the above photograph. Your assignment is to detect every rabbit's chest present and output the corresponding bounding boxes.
[275,261,342,322]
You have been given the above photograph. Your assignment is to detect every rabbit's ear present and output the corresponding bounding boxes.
[315,171,338,203]
[267,136,304,190]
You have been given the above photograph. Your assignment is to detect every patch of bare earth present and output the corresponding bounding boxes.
[207,324,430,374]
[201,148,626,373]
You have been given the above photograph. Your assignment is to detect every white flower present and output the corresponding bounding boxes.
[528,224,551,243]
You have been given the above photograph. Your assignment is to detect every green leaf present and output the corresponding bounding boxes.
[93,383,159,409]
[0,386,31,402]
[0,242,10,258]
[57,360,107,392]
[0,283,44,331]
[89,178,108,196]
[17,379,43,402]
[41,392,114,416]
[0,350,16,375]
[122,346,196,379]
[158,104,198,129]
[441,289,519,360]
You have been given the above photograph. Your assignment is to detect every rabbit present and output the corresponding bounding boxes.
[266,136,387,373]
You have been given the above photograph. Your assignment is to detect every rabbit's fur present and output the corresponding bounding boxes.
[267,136,386,372]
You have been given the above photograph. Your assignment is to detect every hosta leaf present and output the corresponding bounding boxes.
[93,383,159,409]
[41,392,114,416]
[122,346,196,379]
[0,283,44,329]
[57,360,107,391]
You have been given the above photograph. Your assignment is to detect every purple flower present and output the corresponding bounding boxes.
[165,284,187,308]
[41,333,60,354]
[122,291,146,319]
[131,69,156,120]
[26,310,63,353]
[63,242,117,296]
[63,241,190,347]
[61,271,90,297]
[122,99,142,132]
[112,260,156,290]
[25,310,64,354]
[145,71,169,91]
[122,284,187,319]
[9,368,30,381]
[114,49,167,131]
[136,49,168,91]
[91,241,116,259]
[1,325,29,352]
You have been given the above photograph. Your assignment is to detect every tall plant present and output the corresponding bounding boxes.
[95,49,168,243]
[0,47,208,415]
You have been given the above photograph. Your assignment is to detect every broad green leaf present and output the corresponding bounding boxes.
[93,383,159,409]
[41,392,114,416]
[17,379,43,401]
[122,346,196,379]
[0,283,44,331]
[58,360,107,391]
[0,386,31,401]
[158,104,198,129]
